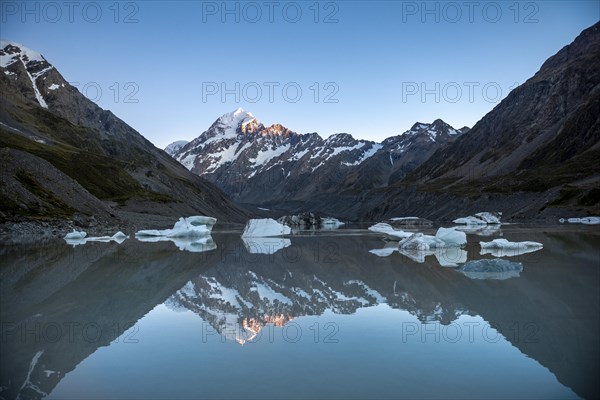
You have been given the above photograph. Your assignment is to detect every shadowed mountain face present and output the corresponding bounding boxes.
[169,109,465,205]
[398,22,600,209]
[1,227,598,399]
[0,41,247,225]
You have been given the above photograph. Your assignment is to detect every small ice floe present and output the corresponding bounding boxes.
[64,230,86,240]
[64,231,128,246]
[321,217,345,227]
[387,217,433,227]
[368,223,412,240]
[455,224,502,237]
[453,212,502,225]
[560,216,600,225]
[242,237,291,254]
[398,228,466,251]
[241,218,291,237]
[479,238,543,257]
[136,216,215,238]
[137,235,216,253]
[456,259,523,280]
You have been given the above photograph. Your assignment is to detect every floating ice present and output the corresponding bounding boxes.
[435,227,467,246]
[453,212,502,225]
[480,238,543,250]
[455,224,501,237]
[64,230,86,240]
[136,216,215,238]
[136,235,216,253]
[321,217,345,226]
[242,237,291,254]
[64,231,128,246]
[456,259,523,280]
[479,238,543,257]
[399,233,436,251]
[368,223,412,240]
[241,218,291,237]
[560,216,600,225]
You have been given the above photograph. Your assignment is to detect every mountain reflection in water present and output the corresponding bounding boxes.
[1,225,598,399]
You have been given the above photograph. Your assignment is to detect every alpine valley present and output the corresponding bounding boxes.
[1,22,600,231]
[167,23,599,222]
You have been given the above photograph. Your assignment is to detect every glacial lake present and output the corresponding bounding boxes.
[1,224,598,399]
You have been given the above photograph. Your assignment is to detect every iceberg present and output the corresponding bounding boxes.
[242,237,291,254]
[399,229,465,250]
[399,233,436,251]
[388,217,433,227]
[241,218,291,237]
[560,216,600,225]
[453,212,502,225]
[435,227,467,246]
[136,216,215,238]
[64,231,128,246]
[456,259,523,280]
[136,235,216,253]
[480,238,543,250]
[64,230,86,240]
[479,238,543,257]
[321,217,345,227]
[368,223,412,240]
[454,224,501,237]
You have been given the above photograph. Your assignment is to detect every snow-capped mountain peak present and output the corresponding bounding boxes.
[170,111,467,204]
[0,40,47,67]
[1,40,56,109]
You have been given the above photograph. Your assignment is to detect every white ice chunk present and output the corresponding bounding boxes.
[321,217,345,226]
[453,216,487,225]
[454,224,501,237]
[453,212,501,225]
[241,218,291,237]
[64,231,128,246]
[435,227,467,246]
[565,216,600,225]
[64,230,86,240]
[368,223,412,240]
[242,237,291,254]
[480,238,543,250]
[474,212,502,224]
[399,233,432,251]
[136,216,215,238]
[479,238,543,257]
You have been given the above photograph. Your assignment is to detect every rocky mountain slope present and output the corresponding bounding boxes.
[169,109,466,205]
[398,22,600,212]
[0,41,247,229]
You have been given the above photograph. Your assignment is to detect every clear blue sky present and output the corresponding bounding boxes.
[2,1,599,147]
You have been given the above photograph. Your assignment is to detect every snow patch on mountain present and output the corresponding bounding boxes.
[164,140,189,156]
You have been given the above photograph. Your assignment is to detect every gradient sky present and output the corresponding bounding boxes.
[2,1,598,147]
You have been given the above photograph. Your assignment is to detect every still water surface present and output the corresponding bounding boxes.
[1,224,598,399]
